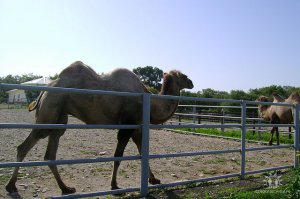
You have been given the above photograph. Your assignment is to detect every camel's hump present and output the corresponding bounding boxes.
[59,61,98,79]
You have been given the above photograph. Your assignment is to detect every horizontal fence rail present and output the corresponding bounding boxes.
[0,83,299,199]
[171,103,295,142]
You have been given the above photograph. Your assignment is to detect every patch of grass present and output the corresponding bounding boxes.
[90,167,110,174]
[226,191,287,199]
[80,150,97,155]
[0,103,27,109]
[203,169,218,175]
[179,128,294,145]
[192,157,201,162]
[0,175,10,183]
[119,169,128,177]
[225,169,300,199]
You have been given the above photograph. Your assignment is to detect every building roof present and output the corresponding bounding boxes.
[7,77,52,93]
[21,77,52,85]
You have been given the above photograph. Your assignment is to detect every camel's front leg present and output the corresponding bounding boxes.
[6,132,40,193]
[45,134,76,194]
[131,131,161,185]
[111,130,132,190]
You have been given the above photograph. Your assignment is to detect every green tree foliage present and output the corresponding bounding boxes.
[133,66,163,91]
[50,73,59,80]
[0,74,42,103]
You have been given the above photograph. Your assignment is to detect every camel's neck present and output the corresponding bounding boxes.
[258,105,272,121]
[150,74,181,124]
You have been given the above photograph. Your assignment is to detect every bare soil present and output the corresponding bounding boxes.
[0,109,294,198]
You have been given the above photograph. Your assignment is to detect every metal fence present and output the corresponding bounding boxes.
[169,104,294,141]
[0,83,299,199]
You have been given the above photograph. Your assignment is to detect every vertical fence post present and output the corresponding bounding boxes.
[140,93,151,197]
[252,112,255,135]
[193,105,196,124]
[240,101,246,179]
[221,108,225,133]
[257,111,261,142]
[193,105,196,132]
[294,104,300,169]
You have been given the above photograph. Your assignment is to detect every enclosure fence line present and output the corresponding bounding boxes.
[171,104,294,141]
[0,83,299,199]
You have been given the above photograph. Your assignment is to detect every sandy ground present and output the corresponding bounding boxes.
[0,109,294,198]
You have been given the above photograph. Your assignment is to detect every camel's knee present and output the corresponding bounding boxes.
[16,143,32,161]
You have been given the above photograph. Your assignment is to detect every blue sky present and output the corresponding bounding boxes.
[0,0,299,92]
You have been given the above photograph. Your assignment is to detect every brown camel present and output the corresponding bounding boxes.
[6,61,194,194]
[256,91,300,145]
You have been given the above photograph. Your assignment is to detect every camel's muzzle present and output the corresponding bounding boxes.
[187,80,194,89]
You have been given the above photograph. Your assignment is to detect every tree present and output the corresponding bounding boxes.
[133,66,163,91]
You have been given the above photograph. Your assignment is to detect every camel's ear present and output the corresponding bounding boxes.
[176,71,182,77]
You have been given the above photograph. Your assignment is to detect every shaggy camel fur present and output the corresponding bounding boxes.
[6,61,194,194]
[257,91,300,145]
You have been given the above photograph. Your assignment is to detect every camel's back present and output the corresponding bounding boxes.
[103,68,147,93]
[44,61,147,124]
[55,61,146,93]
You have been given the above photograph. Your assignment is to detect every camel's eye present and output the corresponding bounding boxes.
[181,74,188,80]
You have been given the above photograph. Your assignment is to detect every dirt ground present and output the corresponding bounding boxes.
[0,109,294,198]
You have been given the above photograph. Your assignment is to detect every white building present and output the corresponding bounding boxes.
[7,89,27,103]
[7,77,52,103]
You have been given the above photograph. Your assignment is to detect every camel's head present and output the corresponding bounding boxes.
[167,70,194,90]
[256,95,270,120]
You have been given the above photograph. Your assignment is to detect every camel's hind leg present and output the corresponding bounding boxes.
[111,129,132,190]
[269,127,275,145]
[45,133,76,194]
[6,130,40,193]
[131,130,161,185]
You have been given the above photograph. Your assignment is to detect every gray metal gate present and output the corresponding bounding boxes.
[0,83,299,198]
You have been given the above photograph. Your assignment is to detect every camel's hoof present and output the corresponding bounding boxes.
[111,186,125,196]
[6,182,18,193]
[61,186,76,194]
[149,178,161,185]
[111,185,120,190]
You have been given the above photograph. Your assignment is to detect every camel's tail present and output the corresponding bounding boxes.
[28,101,37,112]
[28,92,44,112]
